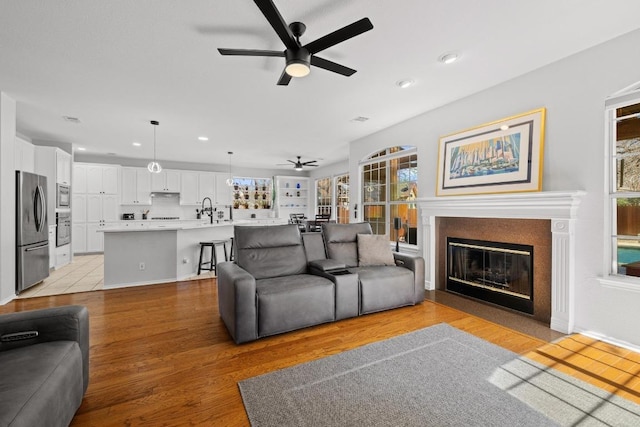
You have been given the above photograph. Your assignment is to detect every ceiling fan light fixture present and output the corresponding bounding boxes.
[294,165,303,171]
[285,49,311,77]
[147,120,162,174]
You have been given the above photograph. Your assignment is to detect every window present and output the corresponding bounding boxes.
[608,93,640,279]
[231,177,272,209]
[362,146,418,246]
[316,177,332,215]
[336,174,350,224]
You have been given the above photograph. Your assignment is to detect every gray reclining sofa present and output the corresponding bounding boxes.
[217,223,424,344]
[0,305,89,427]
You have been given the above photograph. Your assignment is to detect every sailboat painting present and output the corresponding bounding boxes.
[436,108,545,196]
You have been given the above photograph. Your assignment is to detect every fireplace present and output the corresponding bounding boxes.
[447,237,533,314]
[416,191,585,334]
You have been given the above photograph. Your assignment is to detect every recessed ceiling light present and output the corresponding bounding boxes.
[132,142,142,147]
[198,136,209,141]
[350,116,370,123]
[77,147,86,151]
[63,116,81,124]
[438,53,459,64]
[396,79,415,89]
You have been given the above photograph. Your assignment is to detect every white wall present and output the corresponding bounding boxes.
[349,29,640,347]
[0,93,17,303]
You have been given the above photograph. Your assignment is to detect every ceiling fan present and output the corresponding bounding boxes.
[279,156,319,171]
[218,0,373,85]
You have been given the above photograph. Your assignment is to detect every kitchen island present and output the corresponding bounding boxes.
[100,219,285,288]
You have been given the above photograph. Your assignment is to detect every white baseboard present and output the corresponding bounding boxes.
[573,327,640,354]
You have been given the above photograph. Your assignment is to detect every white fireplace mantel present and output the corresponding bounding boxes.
[416,191,585,334]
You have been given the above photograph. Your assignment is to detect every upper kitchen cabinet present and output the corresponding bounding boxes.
[73,163,87,194]
[180,171,216,205]
[214,173,233,205]
[199,172,216,202]
[151,169,180,192]
[179,171,199,205]
[56,150,71,185]
[121,167,151,205]
[14,136,35,173]
[86,164,119,194]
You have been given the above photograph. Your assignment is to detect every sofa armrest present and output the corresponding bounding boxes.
[0,305,90,392]
[308,259,346,273]
[217,261,258,344]
[393,253,426,303]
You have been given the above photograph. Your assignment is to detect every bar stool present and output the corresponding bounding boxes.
[228,237,235,262]
[197,239,229,275]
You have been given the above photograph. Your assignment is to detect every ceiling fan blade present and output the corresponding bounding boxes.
[277,68,292,86]
[287,160,296,164]
[218,48,284,57]
[310,56,356,76]
[303,17,373,55]
[301,160,318,165]
[254,0,299,50]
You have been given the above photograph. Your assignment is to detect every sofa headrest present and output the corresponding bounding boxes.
[235,224,302,249]
[234,224,307,280]
[322,222,372,268]
[322,222,372,243]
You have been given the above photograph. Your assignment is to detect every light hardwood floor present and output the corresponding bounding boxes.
[2,279,639,426]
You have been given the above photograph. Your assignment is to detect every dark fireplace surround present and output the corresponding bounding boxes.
[437,217,551,323]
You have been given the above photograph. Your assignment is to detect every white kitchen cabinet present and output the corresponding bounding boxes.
[214,173,232,205]
[73,164,87,194]
[72,223,87,253]
[14,136,35,173]
[121,167,151,205]
[72,193,87,223]
[56,150,71,185]
[151,169,180,192]
[86,223,104,252]
[180,171,200,205]
[48,225,57,268]
[87,194,119,223]
[181,172,217,205]
[86,164,119,194]
[199,173,216,202]
[55,245,71,268]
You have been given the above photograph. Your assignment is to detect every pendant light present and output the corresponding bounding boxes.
[147,120,162,173]
[225,151,234,186]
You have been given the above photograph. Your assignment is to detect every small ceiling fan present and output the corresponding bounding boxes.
[218,0,373,85]
[278,156,318,171]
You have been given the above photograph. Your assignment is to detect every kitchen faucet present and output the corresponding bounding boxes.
[201,197,213,224]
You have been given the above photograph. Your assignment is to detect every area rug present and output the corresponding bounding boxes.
[238,323,640,426]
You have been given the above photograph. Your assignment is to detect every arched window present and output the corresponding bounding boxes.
[361,146,418,246]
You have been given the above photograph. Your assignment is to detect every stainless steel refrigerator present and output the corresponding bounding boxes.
[16,171,50,293]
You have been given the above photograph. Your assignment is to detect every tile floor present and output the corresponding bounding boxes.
[18,254,218,299]
[18,254,105,298]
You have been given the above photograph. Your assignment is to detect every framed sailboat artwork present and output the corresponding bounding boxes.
[436,108,545,196]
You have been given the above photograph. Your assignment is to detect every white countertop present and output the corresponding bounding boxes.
[100,218,286,232]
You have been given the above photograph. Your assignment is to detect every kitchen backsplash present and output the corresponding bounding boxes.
[120,196,274,221]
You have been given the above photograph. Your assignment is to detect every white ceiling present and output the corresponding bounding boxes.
[2,0,640,171]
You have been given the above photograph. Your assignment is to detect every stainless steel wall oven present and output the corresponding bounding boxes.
[56,212,71,247]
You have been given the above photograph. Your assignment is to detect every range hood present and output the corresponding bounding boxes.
[150,192,180,198]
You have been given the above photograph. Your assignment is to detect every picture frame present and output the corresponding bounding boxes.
[436,108,546,196]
